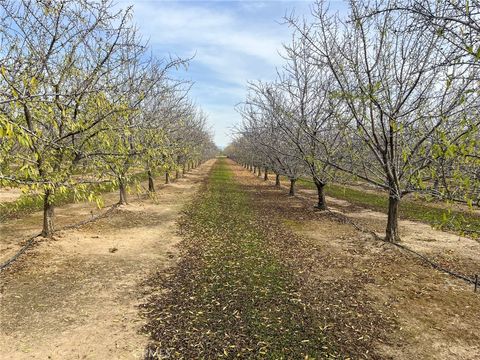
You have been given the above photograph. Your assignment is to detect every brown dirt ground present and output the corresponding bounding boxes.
[279,177,479,281]
[0,187,23,204]
[233,161,480,360]
[0,160,215,360]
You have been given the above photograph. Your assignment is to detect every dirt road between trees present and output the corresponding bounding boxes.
[0,160,215,360]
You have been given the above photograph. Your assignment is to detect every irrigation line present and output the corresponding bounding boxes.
[0,203,119,272]
[0,233,42,271]
[321,207,477,285]
[244,167,478,288]
[389,241,476,285]
[59,203,119,231]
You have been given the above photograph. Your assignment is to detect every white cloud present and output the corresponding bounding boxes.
[116,0,308,146]
[127,1,286,64]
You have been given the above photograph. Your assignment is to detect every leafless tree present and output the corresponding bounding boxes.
[286,0,479,241]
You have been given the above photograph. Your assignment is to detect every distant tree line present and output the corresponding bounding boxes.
[226,0,479,242]
[0,0,217,236]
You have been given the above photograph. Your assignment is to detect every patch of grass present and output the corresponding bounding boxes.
[295,178,480,238]
[143,159,337,359]
[0,190,74,222]
[282,218,304,230]
[0,172,150,221]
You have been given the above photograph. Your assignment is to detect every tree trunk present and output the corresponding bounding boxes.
[176,170,180,180]
[385,195,400,242]
[253,166,256,174]
[264,168,268,181]
[119,179,127,205]
[257,167,261,177]
[182,163,186,175]
[433,178,439,193]
[275,174,281,187]
[42,189,54,237]
[148,170,155,192]
[165,172,170,184]
[289,178,296,196]
[314,179,327,210]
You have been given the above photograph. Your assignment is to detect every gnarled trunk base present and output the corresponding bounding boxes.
[289,179,296,196]
[385,195,400,242]
[42,190,54,237]
[314,180,327,210]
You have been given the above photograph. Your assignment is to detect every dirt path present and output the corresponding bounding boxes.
[0,159,215,360]
[142,158,337,358]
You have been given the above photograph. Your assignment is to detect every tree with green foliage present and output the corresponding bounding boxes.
[0,0,217,237]
[0,0,139,236]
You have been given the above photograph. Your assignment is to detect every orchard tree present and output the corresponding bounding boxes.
[237,100,306,196]
[287,0,480,241]
[0,0,139,236]
[244,32,346,209]
[367,0,480,208]
[139,81,189,192]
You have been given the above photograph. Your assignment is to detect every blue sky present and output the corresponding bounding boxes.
[120,1,339,147]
